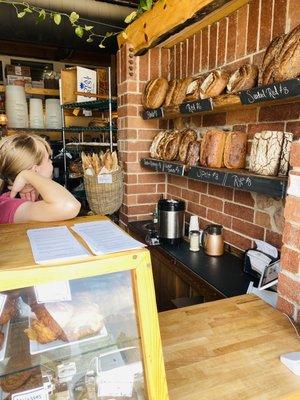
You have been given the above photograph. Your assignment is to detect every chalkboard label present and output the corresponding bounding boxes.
[179,98,213,114]
[239,78,300,105]
[142,107,164,119]
[188,167,287,198]
[141,158,163,171]
[163,162,185,176]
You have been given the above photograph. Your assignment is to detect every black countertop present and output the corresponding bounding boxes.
[128,220,257,298]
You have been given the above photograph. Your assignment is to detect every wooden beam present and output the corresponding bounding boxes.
[159,0,250,48]
[117,0,249,55]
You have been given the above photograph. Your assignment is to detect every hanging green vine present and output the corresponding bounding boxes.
[0,0,157,47]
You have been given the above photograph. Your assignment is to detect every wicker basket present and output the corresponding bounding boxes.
[84,168,123,215]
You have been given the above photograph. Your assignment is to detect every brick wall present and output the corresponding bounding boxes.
[277,141,300,321]
[164,0,300,251]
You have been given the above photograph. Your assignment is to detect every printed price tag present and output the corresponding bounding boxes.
[12,386,48,400]
[98,173,112,184]
[34,281,72,304]
[0,293,7,317]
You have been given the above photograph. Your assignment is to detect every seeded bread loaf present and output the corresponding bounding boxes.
[200,129,226,168]
[186,141,201,167]
[223,131,247,169]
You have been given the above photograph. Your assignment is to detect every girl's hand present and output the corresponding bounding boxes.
[8,182,39,201]
[10,171,30,199]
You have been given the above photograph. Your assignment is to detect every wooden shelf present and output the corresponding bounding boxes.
[62,99,117,112]
[142,79,300,120]
[0,85,59,96]
[141,158,288,198]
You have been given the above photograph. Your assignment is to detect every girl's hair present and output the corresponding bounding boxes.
[0,133,52,190]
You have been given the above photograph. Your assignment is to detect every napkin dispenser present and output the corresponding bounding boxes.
[244,240,280,280]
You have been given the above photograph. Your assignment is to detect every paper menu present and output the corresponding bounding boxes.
[27,226,90,264]
[72,220,145,255]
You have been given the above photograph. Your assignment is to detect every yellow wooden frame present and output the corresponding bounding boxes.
[0,217,169,400]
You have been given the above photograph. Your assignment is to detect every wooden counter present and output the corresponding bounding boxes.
[159,294,300,400]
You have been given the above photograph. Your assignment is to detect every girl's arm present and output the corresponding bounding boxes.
[11,170,81,223]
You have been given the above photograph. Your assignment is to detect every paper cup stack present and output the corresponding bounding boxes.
[5,85,29,128]
[45,99,62,129]
[29,98,44,129]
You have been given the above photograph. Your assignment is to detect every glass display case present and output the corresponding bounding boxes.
[0,219,169,400]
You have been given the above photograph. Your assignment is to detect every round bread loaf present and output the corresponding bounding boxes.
[223,131,247,169]
[164,80,177,106]
[150,130,167,158]
[172,77,193,105]
[227,64,258,93]
[186,141,201,167]
[261,34,286,85]
[156,130,171,159]
[162,130,182,161]
[143,78,169,109]
[200,129,226,168]
[200,70,229,99]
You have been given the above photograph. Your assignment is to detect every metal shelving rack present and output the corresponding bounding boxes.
[60,66,117,186]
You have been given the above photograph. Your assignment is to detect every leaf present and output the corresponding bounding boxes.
[69,11,79,24]
[84,25,93,31]
[140,0,153,11]
[75,26,84,38]
[17,11,26,18]
[124,11,137,24]
[39,9,46,20]
[99,43,105,48]
[54,13,61,25]
[24,7,32,13]
[105,31,114,38]
[86,37,93,43]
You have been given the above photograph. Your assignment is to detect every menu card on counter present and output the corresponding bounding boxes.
[72,220,145,255]
[27,226,90,264]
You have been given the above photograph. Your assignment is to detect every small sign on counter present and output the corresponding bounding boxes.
[239,78,300,105]
[12,387,48,400]
[142,107,164,119]
[179,98,213,114]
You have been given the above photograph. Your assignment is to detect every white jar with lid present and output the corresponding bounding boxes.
[190,230,200,252]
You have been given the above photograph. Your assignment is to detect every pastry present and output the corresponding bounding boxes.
[150,130,167,158]
[227,65,259,93]
[0,297,16,325]
[164,80,177,106]
[25,319,59,344]
[200,70,229,99]
[172,77,193,105]
[249,131,284,176]
[200,129,226,168]
[278,132,293,175]
[186,141,201,167]
[178,129,197,163]
[162,130,182,161]
[0,368,38,393]
[63,303,104,341]
[142,78,169,109]
[223,131,247,169]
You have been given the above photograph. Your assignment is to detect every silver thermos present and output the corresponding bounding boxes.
[158,199,185,244]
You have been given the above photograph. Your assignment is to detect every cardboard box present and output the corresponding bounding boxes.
[97,67,109,96]
[6,75,32,88]
[5,64,31,77]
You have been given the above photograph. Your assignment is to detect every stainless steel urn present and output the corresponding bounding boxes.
[157,199,185,244]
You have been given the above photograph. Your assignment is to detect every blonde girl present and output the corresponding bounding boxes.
[0,133,80,224]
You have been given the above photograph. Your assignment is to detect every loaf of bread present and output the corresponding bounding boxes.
[279,131,293,175]
[184,77,203,102]
[186,141,201,167]
[200,129,226,168]
[274,24,300,82]
[172,77,193,105]
[261,35,286,85]
[178,129,197,163]
[223,131,247,169]
[156,130,171,159]
[142,78,169,109]
[249,131,284,176]
[162,130,182,161]
[200,70,229,99]
[227,65,259,93]
[150,130,167,158]
[164,80,177,106]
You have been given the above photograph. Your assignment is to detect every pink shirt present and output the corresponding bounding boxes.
[0,192,27,224]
